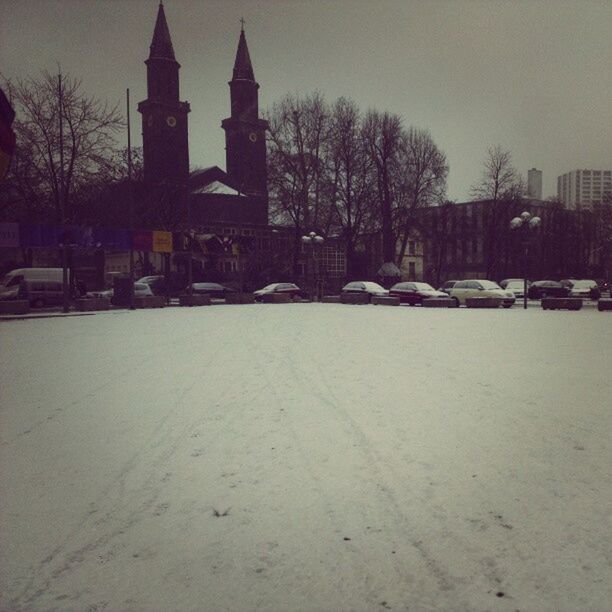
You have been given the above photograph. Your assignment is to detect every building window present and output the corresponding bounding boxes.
[408,262,416,279]
[408,241,416,256]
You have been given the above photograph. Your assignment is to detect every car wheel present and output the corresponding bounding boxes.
[452,297,460,307]
[503,303,513,309]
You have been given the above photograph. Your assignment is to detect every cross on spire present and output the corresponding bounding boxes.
[240,17,245,31]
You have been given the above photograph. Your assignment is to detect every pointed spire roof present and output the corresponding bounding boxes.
[232,27,254,81]
[149,2,176,60]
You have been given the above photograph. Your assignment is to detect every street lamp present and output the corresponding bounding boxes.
[301,231,324,301]
[510,211,541,309]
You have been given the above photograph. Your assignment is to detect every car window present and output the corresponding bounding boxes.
[414,283,434,291]
[454,281,468,288]
[6,275,23,287]
[480,280,501,289]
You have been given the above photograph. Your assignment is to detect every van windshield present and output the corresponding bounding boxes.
[2,274,22,287]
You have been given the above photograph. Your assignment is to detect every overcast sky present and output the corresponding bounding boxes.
[2,0,611,201]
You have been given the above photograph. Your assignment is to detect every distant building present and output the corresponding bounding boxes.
[416,198,599,284]
[134,4,346,291]
[527,168,542,200]
[557,169,612,209]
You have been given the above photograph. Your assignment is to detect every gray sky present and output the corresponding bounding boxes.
[2,0,611,201]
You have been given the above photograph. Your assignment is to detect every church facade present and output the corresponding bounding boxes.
[136,3,346,291]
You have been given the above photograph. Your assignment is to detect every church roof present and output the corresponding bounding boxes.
[149,2,176,60]
[189,166,245,196]
[232,28,254,81]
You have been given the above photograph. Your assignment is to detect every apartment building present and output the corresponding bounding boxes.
[557,169,612,209]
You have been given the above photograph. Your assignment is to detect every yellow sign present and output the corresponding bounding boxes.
[152,230,173,253]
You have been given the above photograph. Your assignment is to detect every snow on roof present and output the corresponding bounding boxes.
[192,180,245,196]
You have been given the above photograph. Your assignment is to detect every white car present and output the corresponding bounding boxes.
[505,280,527,298]
[449,279,515,308]
[567,279,599,299]
[89,282,154,300]
[341,281,389,301]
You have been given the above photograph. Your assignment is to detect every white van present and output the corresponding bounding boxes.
[0,268,78,307]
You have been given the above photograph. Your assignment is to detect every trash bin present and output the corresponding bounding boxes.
[113,276,133,307]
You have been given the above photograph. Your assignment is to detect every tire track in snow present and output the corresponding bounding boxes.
[6,316,258,611]
[244,311,462,610]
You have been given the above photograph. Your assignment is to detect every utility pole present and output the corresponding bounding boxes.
[59,72,70,313]
[127,88,135,309]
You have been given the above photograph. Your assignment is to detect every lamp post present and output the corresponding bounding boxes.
[301,231,324,301]
[510,210,541,309]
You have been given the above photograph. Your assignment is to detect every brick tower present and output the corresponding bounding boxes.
[221,25,268,198]
[137,2,190,185]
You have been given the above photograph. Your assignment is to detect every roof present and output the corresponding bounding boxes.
[149,3,176,60]
[189,167,241,193]
[232,28,254,80]
[192,181,245,196]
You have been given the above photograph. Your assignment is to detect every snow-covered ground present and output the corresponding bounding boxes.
[0,304,610,611]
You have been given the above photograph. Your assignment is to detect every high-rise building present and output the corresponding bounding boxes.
[557,169,612,209]
[527,168,542,200]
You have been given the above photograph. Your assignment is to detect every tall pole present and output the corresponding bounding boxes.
[127,88,135,310]
[187,184,192,294]
[59,72,70,313]
[523,238,528,310]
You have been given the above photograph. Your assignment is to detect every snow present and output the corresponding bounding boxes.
[1,304,610,611]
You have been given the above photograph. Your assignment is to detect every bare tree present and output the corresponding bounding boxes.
[1,71,123,223]
[266,92,331,274]
[470,145,524,277]
[325,97,376,275]
[362,110,404,264]
[395,127,448,265]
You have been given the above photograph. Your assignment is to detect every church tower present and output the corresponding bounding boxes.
[138,3,190,185]
[221,25,268,198]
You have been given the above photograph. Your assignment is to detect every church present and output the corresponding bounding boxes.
[136,3,346,289]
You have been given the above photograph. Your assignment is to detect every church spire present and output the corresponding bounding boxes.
[149,2,176,60]
[232,27,254,81]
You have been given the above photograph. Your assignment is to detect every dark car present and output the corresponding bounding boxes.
[340,281,388,302]
[137,275,186,297]
[438,280,459,294]
[253,282,309,301]
[527,280,570,300]
[187,282,236,299]
[389,281,448,305]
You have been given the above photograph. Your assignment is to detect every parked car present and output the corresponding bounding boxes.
[505,280,527,298]
[136,274,185,297]
[89,282,154,305]
[253,282,308,301]
[341,281,389,302]
[527,280,570,300]
[499,278,527,289]
[389,281,448,305]
[186,282,236,299]
[449,279,515,308]
[564,279,601,300]
[438,280,459,294]
[0,268,82,307]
